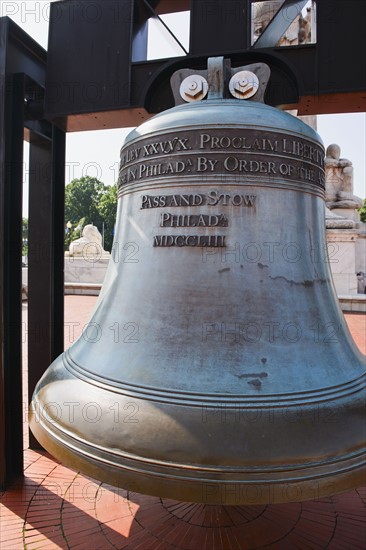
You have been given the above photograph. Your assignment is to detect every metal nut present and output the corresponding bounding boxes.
[229,71,259,100]
[180,75,208,102]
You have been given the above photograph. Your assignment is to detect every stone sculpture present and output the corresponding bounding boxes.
[68,224,109,259]
[325,144,363,210]
[325,207,355,229]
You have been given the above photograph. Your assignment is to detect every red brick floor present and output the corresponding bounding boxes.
[1,297,365,549]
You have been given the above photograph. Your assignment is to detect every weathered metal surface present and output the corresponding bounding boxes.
[30,86,365,504]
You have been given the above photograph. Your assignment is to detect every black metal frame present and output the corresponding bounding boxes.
[27,120,65,449]
[45,0,366,131]
[0,19,65,488]
[0,70,25,485]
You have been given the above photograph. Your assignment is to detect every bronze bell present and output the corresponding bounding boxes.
[30,59,365,505]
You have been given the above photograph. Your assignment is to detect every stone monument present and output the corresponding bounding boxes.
[65,224,110,294]
[325,144,363,214]
[325,207,355,229]
[68,224,110,259]
[324,144,366,302]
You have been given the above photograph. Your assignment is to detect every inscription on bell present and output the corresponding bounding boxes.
[119,128,325,189]
[199,133,324,165]
[141,192,256,209]
[160,213,228,227]
[120,137,191,166]
[153,235,226,247]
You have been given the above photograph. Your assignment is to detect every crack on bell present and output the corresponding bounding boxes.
[235,372,268,379]
[268,276,328,287]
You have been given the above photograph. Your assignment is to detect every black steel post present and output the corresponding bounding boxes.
[27,126,65,449]
[0,73,25,488]
[51,127,66,360]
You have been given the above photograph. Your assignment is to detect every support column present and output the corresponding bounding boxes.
[28,127,65,448]
[0,73,25,488]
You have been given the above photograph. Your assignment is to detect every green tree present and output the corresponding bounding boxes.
[97,185,118,251]
[22,217,28,257]
[65,176,104,226]
[64,176,117,251]
[359,198,366,223]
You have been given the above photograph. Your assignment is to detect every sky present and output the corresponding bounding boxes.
[2,0,364,214]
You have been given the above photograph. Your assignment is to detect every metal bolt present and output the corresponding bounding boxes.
[185,81,201,98]
[229,71,259,100]
[180,75,208,102]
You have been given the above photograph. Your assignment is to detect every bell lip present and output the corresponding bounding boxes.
[63,349,366,407]
[123,99,323,149]
[30,404,366,505]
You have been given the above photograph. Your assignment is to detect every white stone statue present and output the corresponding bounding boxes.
[68,224,109,260]
[325,144,363,210]
[325,207,355,229]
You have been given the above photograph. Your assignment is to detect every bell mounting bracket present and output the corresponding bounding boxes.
[171,57,270,105]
